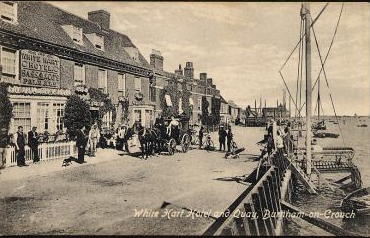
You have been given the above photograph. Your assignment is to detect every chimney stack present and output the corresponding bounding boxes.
[175,64,183,76]
[150,49,164,70]
[199,73,207,81]
[184,62,194,79]
[88,10,110,30]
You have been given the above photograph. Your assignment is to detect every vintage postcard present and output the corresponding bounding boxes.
[0,1,369,236]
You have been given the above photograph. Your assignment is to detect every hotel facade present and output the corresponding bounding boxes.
[0,1,224,137]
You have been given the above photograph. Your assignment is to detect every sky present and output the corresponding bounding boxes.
[50,1,370,116]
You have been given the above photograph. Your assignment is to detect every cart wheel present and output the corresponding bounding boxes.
[181,134,191,153]
[167,138,176,155]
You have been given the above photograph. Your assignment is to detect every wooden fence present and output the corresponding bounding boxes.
[3,141,77,167]
[203,152,293,236]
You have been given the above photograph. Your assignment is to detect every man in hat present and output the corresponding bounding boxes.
[15,126,27,166]
[218,125,227,151]
[28,126,40,163]
[88,124,100,157]
[76,126,88,163]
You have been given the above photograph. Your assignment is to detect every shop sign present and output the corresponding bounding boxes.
[7,85,71,96]
[20,50,60,88]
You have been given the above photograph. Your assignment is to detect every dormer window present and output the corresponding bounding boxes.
[124,47,139,62]
[62,25,83,44]
[86,33,104,51]
[0,2,17,23]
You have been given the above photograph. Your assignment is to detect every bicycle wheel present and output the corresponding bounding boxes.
[167,138,176,155]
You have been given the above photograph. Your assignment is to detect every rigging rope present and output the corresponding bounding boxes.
[278,2,330,72]
[295,19,304,118]
[310,2,346,146]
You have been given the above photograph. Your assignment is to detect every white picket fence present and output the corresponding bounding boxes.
[4,141,77,167]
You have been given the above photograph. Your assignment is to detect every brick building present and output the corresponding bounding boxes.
[0,1,154,134]
[149,50,220,125]
[0,1,225,136]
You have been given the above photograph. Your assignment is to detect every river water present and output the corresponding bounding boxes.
[285,116,370,236]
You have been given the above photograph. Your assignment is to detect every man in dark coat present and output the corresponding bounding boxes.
[28,126,39,163]
[15,126,27,166]
[198,126,204,149]
[226,127,233,152]
[76,126,87,163]
[218,126,227,151]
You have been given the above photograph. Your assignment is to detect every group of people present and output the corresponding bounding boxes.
[217,125,234,152]
[13,114,238,166]
[257,119,293,161]
[75,124,101,163]
[13,126,40,167]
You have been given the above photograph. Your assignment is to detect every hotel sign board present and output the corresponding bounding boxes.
[20,50,60,88]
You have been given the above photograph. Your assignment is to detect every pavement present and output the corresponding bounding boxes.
[0,126,265,235]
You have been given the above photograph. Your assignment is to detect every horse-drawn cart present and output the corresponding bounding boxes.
[124,114,192,158]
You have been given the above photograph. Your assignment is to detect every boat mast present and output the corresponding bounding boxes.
[317,76,321,120]
[303,2,312,176]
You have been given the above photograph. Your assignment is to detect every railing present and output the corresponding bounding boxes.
[203,152,293,236]
[4,141,77,167]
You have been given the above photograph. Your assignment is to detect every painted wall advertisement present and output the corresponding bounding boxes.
[20,50,60,88]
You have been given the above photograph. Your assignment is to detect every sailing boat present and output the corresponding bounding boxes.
[355,113,368,127]
[312,75,327,131]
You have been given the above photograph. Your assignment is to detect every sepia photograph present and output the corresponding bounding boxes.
[0,1,369,236]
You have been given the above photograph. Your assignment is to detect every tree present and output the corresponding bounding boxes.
[211,96,221,126]
[64,95,92,137]
[201,96,209,126]
[0,83,13,147]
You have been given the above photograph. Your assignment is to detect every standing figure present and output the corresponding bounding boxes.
[15,126,27,167]
[275,130,284,158]
[218,126,227,151]
[198,126,204,149]
[88,124,100,157]
[76,126,88,163]
[226,127,233,152]
[28,126,40,163]
[121,125,129,152]
[117,126,126,151]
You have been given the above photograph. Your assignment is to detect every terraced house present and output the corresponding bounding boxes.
[0,1,155,134]
[149,50,221,125]
[0,1,224,137]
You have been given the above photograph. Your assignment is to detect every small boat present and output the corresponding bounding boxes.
[357,124,368,127]
[313,131,339,138]
[341,187,370,216]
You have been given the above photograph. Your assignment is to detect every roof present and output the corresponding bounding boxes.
[220,95,228,103]
[0,1,149,68]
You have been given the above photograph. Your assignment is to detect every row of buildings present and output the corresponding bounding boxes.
[0,1,242,135]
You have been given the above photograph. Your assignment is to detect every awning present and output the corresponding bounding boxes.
[189,98,194,106]
[165,94,172,106]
